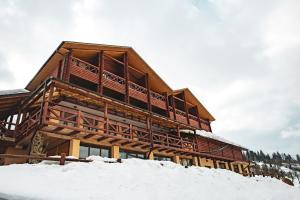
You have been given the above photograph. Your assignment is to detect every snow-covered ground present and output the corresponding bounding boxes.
[0,157,299,200]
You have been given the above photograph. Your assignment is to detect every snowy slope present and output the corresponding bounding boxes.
[0,157,299,200]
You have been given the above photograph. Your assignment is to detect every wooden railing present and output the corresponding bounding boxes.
[175,109,187,124]
[102,70,126,93]
[17,108,41,138]
[44,102,195,152]
[128,81,148,102]
[0,120,17,138]
[70,57,99,84]
[71,57,99,74]
[68,57,209,130]
[150,91,166,109]
[188,114,200,128]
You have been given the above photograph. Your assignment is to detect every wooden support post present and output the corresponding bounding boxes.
[98,51,104,94]
[176,125,180,137]
[212,158,217,168]
[227,162,232,171]
[192,157,199,166]
[195,106,202,129]
[111,145,120,159]
[171,95,176,120]
[124,52,129,103]
[147,116,153,147]
[173,155,180,164]
[183,91,190,125]
[69,139,80,158]
[63,49,72,82]
[145,73,151,111]
[164,92,170,118]
[104,102,109,134]
[147,151,154,160]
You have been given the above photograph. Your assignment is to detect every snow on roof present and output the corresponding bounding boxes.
[181,129,247,149]
[0,89,29,96]
[196,130,247,149]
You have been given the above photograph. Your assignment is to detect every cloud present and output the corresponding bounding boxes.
[281,123,300,139]
[0,0,299,154]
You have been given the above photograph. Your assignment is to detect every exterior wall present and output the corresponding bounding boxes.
[3,146,28,165]
[47,141,70,156]
[198,157,214,168]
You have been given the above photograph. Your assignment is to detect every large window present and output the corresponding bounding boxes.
[180,158,192,167]
[119,150,145,159]
[218,162,226,169]
[79,145,110,159]
[154,155,172,161]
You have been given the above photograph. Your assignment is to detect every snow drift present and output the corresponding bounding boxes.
[0,157,299,200]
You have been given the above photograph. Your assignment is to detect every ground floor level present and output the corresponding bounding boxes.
[0,131,250,176]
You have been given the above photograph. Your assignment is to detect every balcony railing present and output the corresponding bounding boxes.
[69,57,209,129]
[43,102,195,152]
[128,81,148,102]
[102,70,126,93]
[188,114,200,128]
[175,109,187,124]
[70,57,99,84]
[150,91,166,109]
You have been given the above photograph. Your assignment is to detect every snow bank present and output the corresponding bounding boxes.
[0,157,299,200]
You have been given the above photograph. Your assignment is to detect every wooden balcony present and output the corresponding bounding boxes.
[102,70,126,94]
[175,109,187,124]
[200,118,211,132]
[150,91,166,110]
[33,102,195,152]
[128,81,147,102]
[188,114,200,128]
[70,57,99,84]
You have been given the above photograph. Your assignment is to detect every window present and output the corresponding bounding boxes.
[79,145,110,159]
[154,156,172,161]
[218,162,226,169]
[181,158,192,166]
[119,150,145,159]
[233,164,240,173]
[79,146,89,158]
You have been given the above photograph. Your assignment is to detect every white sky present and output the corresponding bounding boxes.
[0,0,299,155]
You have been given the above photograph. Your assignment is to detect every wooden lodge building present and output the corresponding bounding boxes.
[0,41,250,174]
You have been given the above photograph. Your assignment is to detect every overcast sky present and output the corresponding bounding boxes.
[0,0,299,155]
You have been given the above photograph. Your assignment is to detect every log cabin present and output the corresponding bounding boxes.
[0,41,250,174]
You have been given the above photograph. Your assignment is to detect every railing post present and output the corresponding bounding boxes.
[145,74,151,112]
[164,92,170,118]
[171,95,176,121]
[182,90,190,125]
[104,102,109,134]
[129,124,133,139]
[63,49,72,82]
[77,110,82,128]
[98,51,104,94]
[124,52,129,103]
[195,106,202,129]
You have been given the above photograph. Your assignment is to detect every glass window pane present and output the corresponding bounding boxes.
[120,151,127,159]
[79,146,89,158]
[100,149,109,158]
[90,147,100,156]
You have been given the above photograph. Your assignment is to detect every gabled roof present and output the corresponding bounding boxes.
[26,41,173,93]
[173,88,215,121]
[25,41,215,121]
[0,89,30,119]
